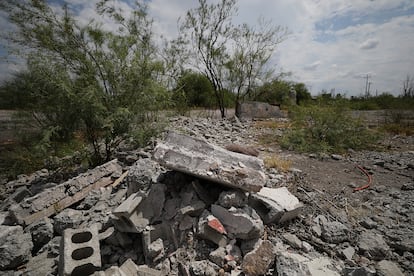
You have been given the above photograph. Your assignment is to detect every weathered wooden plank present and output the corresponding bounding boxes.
[23,177,113,225]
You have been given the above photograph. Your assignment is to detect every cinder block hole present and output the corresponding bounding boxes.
[72,246,94,260]
[71,263,96,276]
[72,232,93,243]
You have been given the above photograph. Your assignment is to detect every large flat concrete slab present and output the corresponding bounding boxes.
[153,132,266,192]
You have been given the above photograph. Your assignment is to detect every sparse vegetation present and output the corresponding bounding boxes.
[264,156,292,172]
[281,105,381,153]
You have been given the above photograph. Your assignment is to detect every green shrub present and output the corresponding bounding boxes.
[281,106,380,153]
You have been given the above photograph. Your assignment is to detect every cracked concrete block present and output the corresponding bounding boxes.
[242,239,275,276]
[276,250,341,276]
[141,223,170,264]
[236,101,283,119]
[358,230,390,261]
[376,260,405,276]
[59,224,101,276]
[282,233,302,249]
[54,209,84,235]
[197,210,227,247]
[249,187,303,224]
[0,225,33,270]
[26,217,53,253]
[321,221,349,244]
[211,204,263,240]
[153,131,266,192]
[113,184,166,233]
[190,260,220,276]
[95,259,162,276]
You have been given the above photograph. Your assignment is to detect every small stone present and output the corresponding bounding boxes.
[209,247,226,266]
[342,246,355,261]
[242,239,274,276]
[343,266,374,276]
[360,218,377,229]
[376,260,404,276]
[148,238,164,259]
[26,217,53,252]
[53,208,84,235]
[401,182,414,191]
[358,230,390,260]
[190,260,219,276]
[301,241,313,253]
[282,233,302,249]
[331,154,343,160]
[0,225,33,270]
[321,221,349,244]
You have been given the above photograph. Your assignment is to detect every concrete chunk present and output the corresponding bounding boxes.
[211,205,263,240]
[376,260,405,276]
[276,251,341,276]
[153,132,266,192]
[242,239,275,276]
[0,225,33,270]
[113,184,166,233]
[249,187,303,224]
[197,210,227,247]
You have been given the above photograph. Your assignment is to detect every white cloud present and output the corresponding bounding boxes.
[0,0,413,96]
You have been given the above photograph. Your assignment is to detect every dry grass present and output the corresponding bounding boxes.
[254,120,291,129]
[264,155,292,172]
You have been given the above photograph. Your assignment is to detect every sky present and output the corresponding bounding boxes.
[1,0,414,97]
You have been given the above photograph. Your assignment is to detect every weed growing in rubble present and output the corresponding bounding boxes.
[281,105,381,153]
[264,156,292,172]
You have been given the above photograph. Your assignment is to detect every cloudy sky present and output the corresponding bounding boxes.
[1,0,414,96]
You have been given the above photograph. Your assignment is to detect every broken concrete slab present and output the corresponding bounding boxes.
[26,217,53,253]
[153,131,266,192]
[236,101,284,119]
[276,250,341,276]
[282,233,302,249]
[53,208,84,235]
[94,259,162,276]
[190,260,219,276]
[126,159,164,196]
[321,221,349,244]
[113,184,166,233]
[197,210,227,247]
[0,225,33,270]
[242,239,275,276]
[376,260,405,276]
[211,205,263,240]
[358,231,390,261]
[59,224,101,276]
[249,187,303,224]
[9,159,122,226]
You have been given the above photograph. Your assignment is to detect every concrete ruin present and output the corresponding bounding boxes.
[153,131,266,192]
[236,101,284,119]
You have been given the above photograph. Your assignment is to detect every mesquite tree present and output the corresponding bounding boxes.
[1,0,168,164]
[179,0,288,118]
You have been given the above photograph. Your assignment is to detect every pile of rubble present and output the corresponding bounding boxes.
[0,115,412,276]
[0,130,337,276]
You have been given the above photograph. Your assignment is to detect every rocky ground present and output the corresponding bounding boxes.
[0,114,413,275]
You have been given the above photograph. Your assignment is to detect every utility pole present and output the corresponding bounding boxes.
[364,74,371,98]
